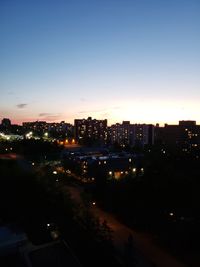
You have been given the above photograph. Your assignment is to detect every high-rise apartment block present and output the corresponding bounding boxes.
[155,121,200,151]
[74,117,107,144]
[109,121,154,146]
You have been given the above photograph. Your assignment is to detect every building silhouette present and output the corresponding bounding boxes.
[155,120,200,151]
[74,117,107,145]
[109,121,154,147]
[1,118,11,133]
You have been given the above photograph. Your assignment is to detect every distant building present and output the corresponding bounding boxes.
[1,118,11,133]
[1,118,11,127]
[48,121,74,138]
[74,117,107,145]
[22,121,73,138]
[155,121,200,151]
[109,121,154,147]
[109,121,130,146]
[91,155,138,179]
[179,120,196,127]
[23,121,48,135]
[63,151,142,180]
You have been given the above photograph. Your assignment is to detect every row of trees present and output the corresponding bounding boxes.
[0,156,121,267]
[84,146,200,262]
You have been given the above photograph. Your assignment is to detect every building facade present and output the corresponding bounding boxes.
[74,117,107,145]
[109,121,154,147]
[155,121,200,152]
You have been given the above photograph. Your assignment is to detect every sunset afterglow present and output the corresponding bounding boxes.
[1,0,200,125]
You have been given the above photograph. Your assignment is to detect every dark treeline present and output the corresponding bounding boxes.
[0,158,120,267]
[87,146,200,259]
[0,139,62,157]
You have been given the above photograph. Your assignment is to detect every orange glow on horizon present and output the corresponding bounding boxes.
[2,99,200,127]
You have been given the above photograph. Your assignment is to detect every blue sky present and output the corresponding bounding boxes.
[0,0,200,125]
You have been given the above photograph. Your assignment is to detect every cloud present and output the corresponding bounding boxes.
[39,113,52,117]
[38,112,62,121]
[78,111,87,114]
[80,98,86,102]
[16,103,27,109]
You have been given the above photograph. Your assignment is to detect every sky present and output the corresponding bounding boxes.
[0,0,200,125]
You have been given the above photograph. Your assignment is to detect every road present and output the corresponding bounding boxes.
[66,184,187,267]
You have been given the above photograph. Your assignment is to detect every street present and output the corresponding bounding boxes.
[66,184,187,267]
